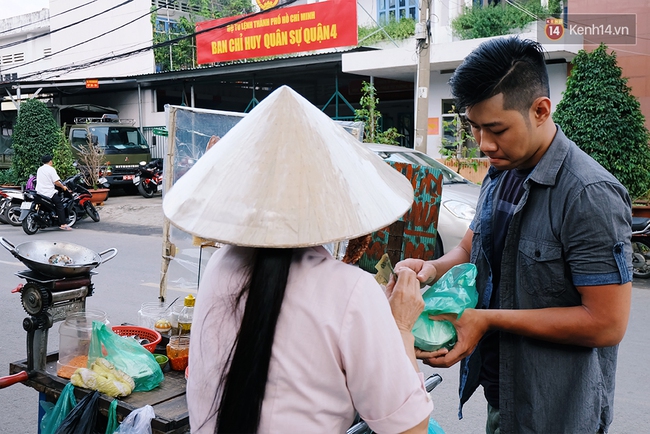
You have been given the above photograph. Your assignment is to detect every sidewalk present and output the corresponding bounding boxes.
[95,192,163,227]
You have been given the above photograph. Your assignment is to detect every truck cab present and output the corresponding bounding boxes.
[68,115,151,188]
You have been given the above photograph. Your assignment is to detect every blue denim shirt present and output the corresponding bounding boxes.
[459,127,632,433]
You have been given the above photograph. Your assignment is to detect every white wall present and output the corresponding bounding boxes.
[0,9,50,81]
[48,0,155,80]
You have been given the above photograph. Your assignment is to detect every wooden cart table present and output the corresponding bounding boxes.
[10,353,189,434]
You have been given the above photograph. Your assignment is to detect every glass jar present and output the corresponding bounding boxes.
[166,336,190,371]
[57,309,108,379]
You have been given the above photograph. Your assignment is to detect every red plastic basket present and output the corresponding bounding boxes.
[112,325,162,353]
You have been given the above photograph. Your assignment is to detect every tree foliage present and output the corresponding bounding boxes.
[53,127,77,181]
[152,0,254,72]
[451,0,560,40]
[358,17,416,45]
[554,44,650,200]
[11,99,59,183]
[440,110,479,174]
[355,81,401,145]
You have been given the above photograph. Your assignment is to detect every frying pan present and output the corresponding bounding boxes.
[0,237,117,278]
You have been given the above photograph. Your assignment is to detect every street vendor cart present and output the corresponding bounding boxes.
[0,238,189,433]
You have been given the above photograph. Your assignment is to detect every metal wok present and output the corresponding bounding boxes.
[0,237,117,278]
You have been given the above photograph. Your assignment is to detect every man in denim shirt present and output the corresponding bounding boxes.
[393,37,632,433]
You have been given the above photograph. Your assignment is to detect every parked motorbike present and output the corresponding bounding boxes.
[631,216,650,278]
[0,188,24,226]
[63,173,101,222]
[19,189,77,235]
[134,158,163,198]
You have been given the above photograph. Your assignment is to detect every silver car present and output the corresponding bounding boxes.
[366,144,481,258]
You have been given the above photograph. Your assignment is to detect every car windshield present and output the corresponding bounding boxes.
[88,126,149,151]
[374,150,469,185]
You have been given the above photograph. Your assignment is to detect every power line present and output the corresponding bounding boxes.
[0,0,100,36]
[17,0,301,82]
[1,3,168,73]
[0,0,133,50]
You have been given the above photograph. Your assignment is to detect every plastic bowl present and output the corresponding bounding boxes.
[154,354,169,369]
[112,325,162,353]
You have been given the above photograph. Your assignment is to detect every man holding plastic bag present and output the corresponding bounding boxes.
[392,37,632,434]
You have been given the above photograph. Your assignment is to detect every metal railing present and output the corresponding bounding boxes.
[142,126,168,160]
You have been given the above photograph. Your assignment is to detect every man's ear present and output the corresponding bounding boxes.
[530,97,552,126]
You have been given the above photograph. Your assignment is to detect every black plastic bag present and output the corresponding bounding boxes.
[54,390,100,434]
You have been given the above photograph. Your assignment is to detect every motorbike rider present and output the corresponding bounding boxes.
[36,155,72,231]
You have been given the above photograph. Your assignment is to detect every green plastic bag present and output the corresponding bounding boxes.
[40,382,77,434]
[412,263,478,351]
[88,321,164,392]
[106,399,119,434]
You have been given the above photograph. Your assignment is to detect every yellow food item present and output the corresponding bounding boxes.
[70,358,135,397]
[155,319,172,333]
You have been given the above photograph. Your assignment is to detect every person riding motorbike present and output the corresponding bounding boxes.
[36,155,72,231]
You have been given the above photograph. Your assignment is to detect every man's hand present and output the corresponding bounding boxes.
[418,308,489,368]
[386,268,425,333]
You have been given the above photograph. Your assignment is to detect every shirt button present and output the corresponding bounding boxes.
[614,246,622,254]
[535,250,541,258]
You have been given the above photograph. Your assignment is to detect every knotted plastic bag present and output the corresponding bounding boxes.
[40,382,77,434]
[412,263,478,351]
[88,321,163,392]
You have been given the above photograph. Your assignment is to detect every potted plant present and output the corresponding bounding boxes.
[75,136,110,205]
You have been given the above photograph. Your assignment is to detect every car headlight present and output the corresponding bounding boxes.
[443,200,476,220]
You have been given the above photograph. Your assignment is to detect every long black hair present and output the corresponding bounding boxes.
[215,247,294,433]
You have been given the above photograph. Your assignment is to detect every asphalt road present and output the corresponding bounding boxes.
[0,193,648,433]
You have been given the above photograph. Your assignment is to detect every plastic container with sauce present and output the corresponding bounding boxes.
[57,309,109,378]
[166,336,190,371]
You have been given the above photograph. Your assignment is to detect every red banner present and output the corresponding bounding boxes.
[196,0,358,64]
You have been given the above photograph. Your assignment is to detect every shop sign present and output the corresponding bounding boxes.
[196,0,357,64]
[85,79,99,89]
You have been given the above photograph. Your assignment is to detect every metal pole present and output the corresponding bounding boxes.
[138,83,143,133]
[414,0,430,153]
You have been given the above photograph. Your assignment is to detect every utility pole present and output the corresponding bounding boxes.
[414,0,431,153]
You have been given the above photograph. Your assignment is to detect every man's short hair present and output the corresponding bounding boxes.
[449,37,550,115]
[41,155,52,164]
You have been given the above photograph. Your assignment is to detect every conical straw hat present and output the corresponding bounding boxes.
[162,85,414,248]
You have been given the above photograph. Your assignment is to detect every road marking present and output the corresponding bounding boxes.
[141,282,197,294]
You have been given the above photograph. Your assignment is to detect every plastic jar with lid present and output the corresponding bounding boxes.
[138,301,170,331]
[166,335,190,371]
[57,309,109,379]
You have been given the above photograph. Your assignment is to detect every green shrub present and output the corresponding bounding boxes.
[11,99,59,183]
[0,168,19,186]
[554,44,650,200]
[53,127,77,180]
[451,1,559,40]
[358,18,416,45]
[355,81,401,145]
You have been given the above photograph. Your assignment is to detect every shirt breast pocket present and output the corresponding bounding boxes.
[518,239,566,298]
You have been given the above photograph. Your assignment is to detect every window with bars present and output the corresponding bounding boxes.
[1,55,12,65]
[378,0,418,24]
[13,52,24,63]
[44,48,52,57]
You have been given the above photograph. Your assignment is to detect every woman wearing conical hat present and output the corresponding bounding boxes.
[164,86,433,434]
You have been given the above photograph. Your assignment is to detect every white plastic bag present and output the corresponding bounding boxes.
[114,405,155,434]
